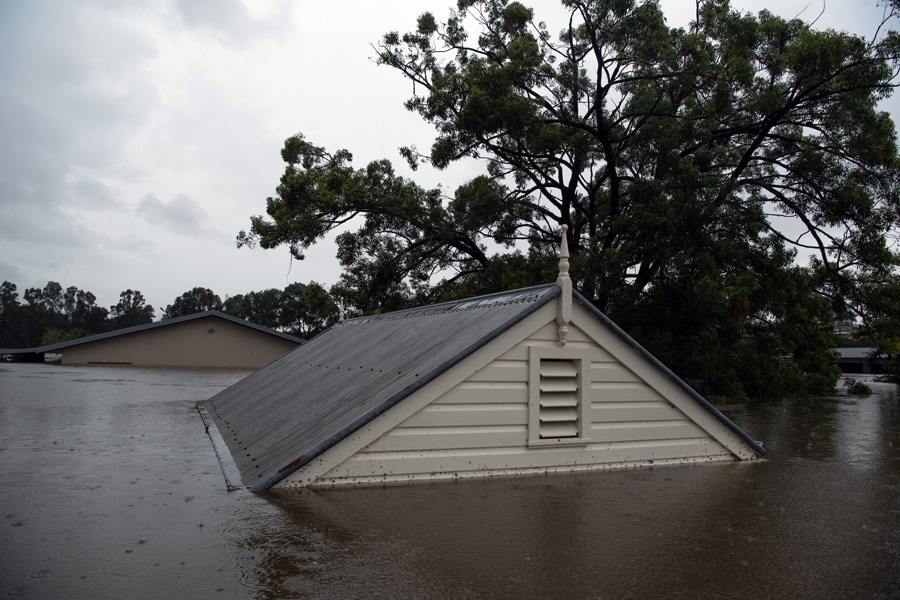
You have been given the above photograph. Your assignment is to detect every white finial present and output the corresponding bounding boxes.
[557,225,572,346]
[558,224,570,279]
[338,298,345,323]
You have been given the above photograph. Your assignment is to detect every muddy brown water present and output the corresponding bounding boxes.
[0,363,897,599]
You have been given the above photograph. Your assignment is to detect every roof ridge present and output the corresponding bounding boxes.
[341,284,558,326]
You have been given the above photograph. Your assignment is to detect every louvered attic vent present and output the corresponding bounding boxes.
[528,347,589,447]
[538,359,580,438]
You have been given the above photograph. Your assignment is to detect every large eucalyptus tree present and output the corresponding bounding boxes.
[241,0,900,398]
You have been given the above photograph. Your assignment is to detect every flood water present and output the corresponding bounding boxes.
[0,363,897,599]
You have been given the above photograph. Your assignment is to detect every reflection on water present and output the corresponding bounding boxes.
[0,364,897,599]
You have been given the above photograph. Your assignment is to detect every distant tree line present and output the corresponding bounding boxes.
[0,280,338,349]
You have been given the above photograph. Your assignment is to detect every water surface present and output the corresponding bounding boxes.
[0,364,897,598]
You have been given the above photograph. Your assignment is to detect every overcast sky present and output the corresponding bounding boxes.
[0,0,896,316]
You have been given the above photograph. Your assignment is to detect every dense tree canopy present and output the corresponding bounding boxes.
[0,282,154,348]
[222,283,338,338]
[162,287,223,320]
[278,281,338,338]
[223,288,282,330]
[110,289,156,329]
[248,0,898,398]
[0,281,31,348]
[165,284,338,338]
[858,275,900,381]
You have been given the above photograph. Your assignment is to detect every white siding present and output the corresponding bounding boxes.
[313,319,733,487]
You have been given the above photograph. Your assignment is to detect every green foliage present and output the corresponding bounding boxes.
[241,0,900,400]
[278,282,339,338]
[222,282,339,338]
[843,377,873,396]
[63,286,109,334]
[237,134,503,315]
[857,274,900,382]
[223,289,282,330]
[163,287,223,320]
[0,281,29,348]
[221,282,338,338]
[110,289,155,329]
[41,328,86,346]
[1,281,113,347]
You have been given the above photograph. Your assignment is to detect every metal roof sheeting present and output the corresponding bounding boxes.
[199,285,560,491]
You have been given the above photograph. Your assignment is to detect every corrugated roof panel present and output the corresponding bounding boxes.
[200,285,560,490]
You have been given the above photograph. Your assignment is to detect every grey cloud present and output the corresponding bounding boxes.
[136,193,215,237]
[106,233,154,254]
[0,202,85,246]
[174,0,291,45]
[0,3,170,301]
[68,177,125,210]
[0,261,28,288]
[0,2,160,220]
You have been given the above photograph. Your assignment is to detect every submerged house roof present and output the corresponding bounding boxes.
[2,311,302,369]
[200,226,763,491]
[200,280,765,491]
[201,285,566,489]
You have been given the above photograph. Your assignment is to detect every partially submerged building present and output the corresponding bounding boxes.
[835,347,895,375]
[1,311,301,369]
[200,230,764,491]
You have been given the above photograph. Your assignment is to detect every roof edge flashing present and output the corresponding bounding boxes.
[197,402,245,491]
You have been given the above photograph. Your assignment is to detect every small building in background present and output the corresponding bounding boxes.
[200,229,764,491]
[1,311,302,369]
[836,347,894,375]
